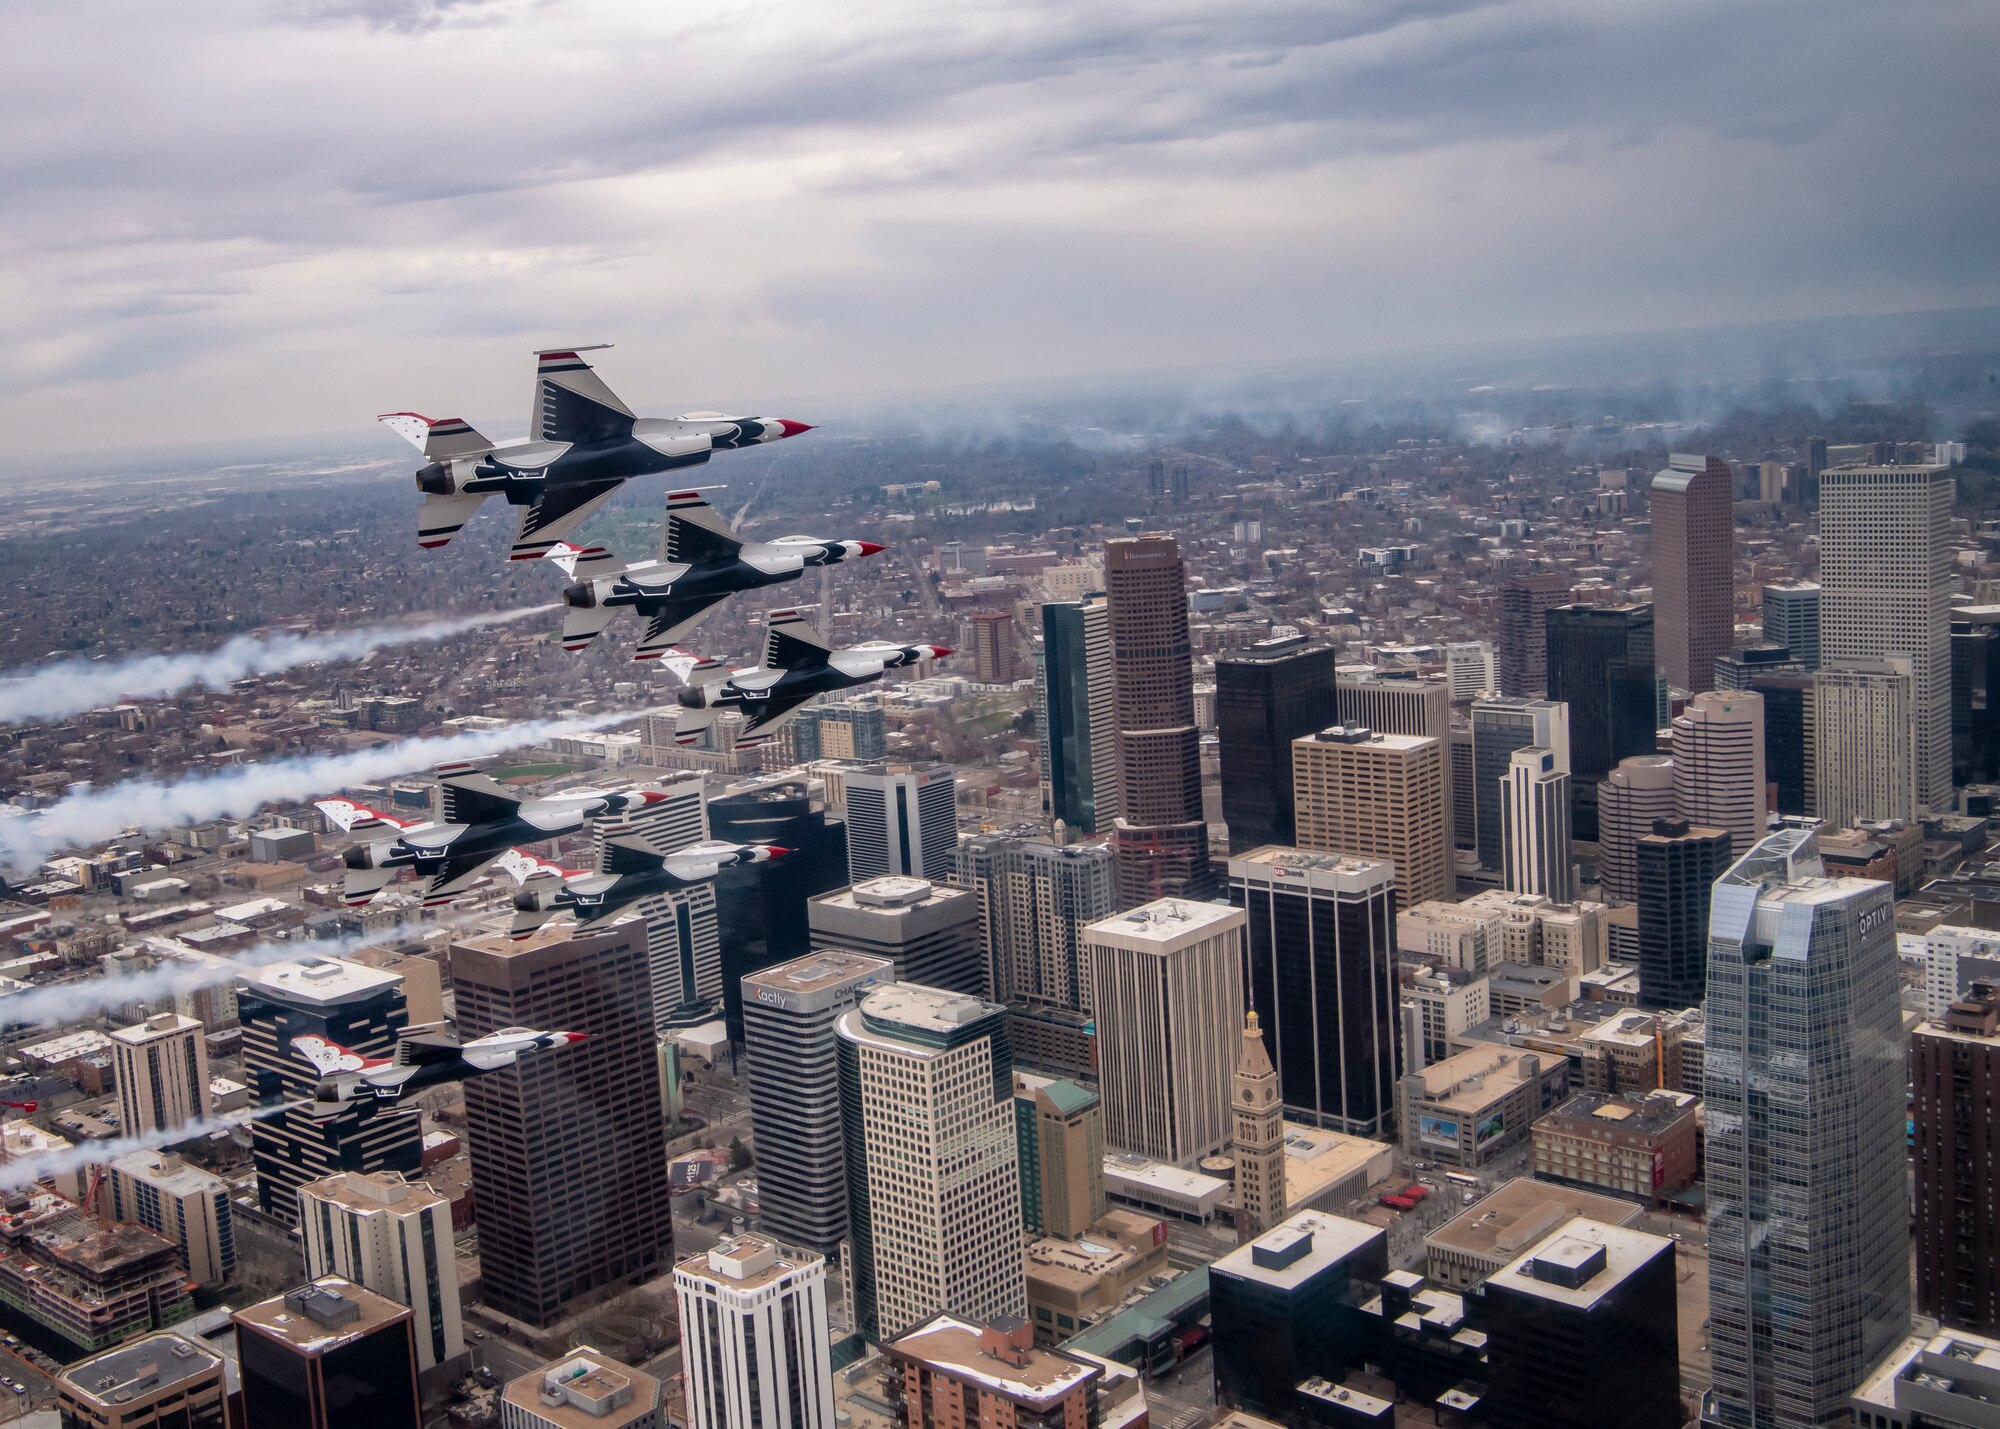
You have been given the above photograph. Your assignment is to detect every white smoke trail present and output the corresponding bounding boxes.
[0,706,669,872]
[0,1104,304,1192]
[1,913,479,1029]
[0,605,555,727]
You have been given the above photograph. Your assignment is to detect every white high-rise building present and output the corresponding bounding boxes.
[1446,641,1496,703]
[674,1235,833,1429]
[299,1169,467,1373]
[592,776,717,1027]
[1814,658,1918,829]
[110,1012,211,1138]
[106,1150,234,1287]
[1923,925,2000,1018]
[1501,747,1572,902]
[843,762,957,882]
[1670,690,1767,856]
[835,983,1025,1342]
[1817,463,1953,812]
[1704,829,1908,1427]
[956,834,1117,1009]
[1084,899,1246,1165]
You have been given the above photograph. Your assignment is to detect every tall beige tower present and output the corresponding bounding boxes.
[1815,658,1918,829]
[1651,453,1735,695]
[1598,755,1677,905]
[1818,463,1953,812]
[1292,725,1449,907]
[1231,1011,1285,1243]
[111,1013,211,1138]
[1671,690,1767,856]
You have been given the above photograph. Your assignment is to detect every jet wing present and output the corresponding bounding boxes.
[633,595,731,662]
[416,847,504,906]
[732,688,817,746]
[509,479,625,563]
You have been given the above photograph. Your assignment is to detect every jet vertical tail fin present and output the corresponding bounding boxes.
[660,489,741,564]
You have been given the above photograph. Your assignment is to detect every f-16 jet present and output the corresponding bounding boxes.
[547,488,884,660]
[380,346,812,562]
[499,838,784,940]
[665,609,950,750]
[316,763,673,907]
[292,1025,588,1118]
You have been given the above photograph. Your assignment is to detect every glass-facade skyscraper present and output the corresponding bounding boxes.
[1216,635,1336,854]
[1039,594,1118,836]
[1546,603,1657,841]
[1702,829,1908,1428]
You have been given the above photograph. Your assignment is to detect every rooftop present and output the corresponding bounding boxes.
[1212,1211,1384,1290]
[742,949,891,998]
[1853,1326,2000,1416]
[887,1313,1100,1405]
[1489,1216,1673,1310]
[504,1346,659,1429]
[1537,1091,1697,1138]
[58,1332,221,1409]
[1405,1043,1550,1113]
[1297,725,1436,752]
[853,982,1004,1040]
[1083,899,1243,948]
[677,1234,822,1293]
[234,1278,409,1355]
[1426,1178,1643,1264]
[1277,1124,1394,1208]
[109,1013,203,1047]
[1226,846,1396,894]
[238,957,401,1007]
[109,1151,225,1198]
[299,1169,448,1216]
[814,878,974,916]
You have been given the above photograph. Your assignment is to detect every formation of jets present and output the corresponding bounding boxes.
[293,1025,588,1117]
[498,838,784,940]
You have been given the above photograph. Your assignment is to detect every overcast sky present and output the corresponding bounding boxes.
[4,0,1997,457]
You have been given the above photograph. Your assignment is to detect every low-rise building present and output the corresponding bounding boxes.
[1422,1178,1644,1290]
[55,1331,226,1429]
[1532,1091,1699,1207]
[1024,1210,1169,1345]
[1851,1325,2000,1429]
[1275,1123,1396,1216]
[503,1347,662,1429]
[880,1313,1142,1429]
[1102,1155,1229,1225]
[105,1151,235,1286]
[0,1194,192,1353]
[1404,968,1489,1067]
[1398,1044,1568,1170]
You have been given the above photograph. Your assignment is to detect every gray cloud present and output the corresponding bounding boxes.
[0,0,1994,454]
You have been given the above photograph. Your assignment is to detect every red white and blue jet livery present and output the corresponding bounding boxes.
[665,608,951,750]
[499,839,785,941]
[380,345,812,562]
[315,762,675,908]
[546,488,884,661]
[293,1025,588,1118]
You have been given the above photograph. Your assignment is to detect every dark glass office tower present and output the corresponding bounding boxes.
[1546,603,1657,840]
[1228,849,1400,1136]
[1216,635,1336,854]
[1952,608,2000,786]
[1470,696,1569,874]
[1749,671,1813,816]
[451,925,671,1327]
[1040,594,1115,835]
[708,778,850,1045]
[1633,818,1731,1010]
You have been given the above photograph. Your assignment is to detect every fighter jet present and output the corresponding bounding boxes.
[665,609,950,750]
[499,839,784,940]
[546,488,884,660]
[380,346,812,562]
[292,1026,588,1118]
[315,762,674,907]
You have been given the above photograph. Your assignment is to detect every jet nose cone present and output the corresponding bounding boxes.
[763,845,792,858]
[930,646,954,659]
[776,420,814,438]
[563,1032,590,1045]
[639,791,667,804]
[856,541,886,557]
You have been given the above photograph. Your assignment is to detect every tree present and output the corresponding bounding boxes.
[728,1135,751,1172]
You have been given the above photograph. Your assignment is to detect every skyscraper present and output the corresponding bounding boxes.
[808,877,984,995]
[1818,463,1954,812]
[1670,690,1767,856]
[237,958,422,1226]
[956,834,1117,1009]
[1703,829,1907,1428]
[1103,534,1211,905]
[1814,658,1918,828]
[1501,747,1572,902]
[1013,1072,1105,1239]
[1633,818,1730,1011]
[451,925,671,1327]
[1446,640,1496,703]
[836,983,1025,1341]
[1230,1012,1284,1242]
[111,1012,210,1138]
[1227,848,1399,1137]
[1215,635,1336,853]
[843,762,957,883]
[1651,453,1735,696]
[1039,594,1119,836]
[1597,755,1676,905]
[1292,725,1449,908]
[1336,672,1454,860]
[1952,606,2000,786]
[592,776,718,1030]
[299,1170,465,1374]
[741,950,890,1255]
[1911,982,2000,1336]
[1546,603,1657,840]
[1085,899,1245,1164]
[1498,568,1571,697]
[1761,580,1821,672]
[708,777,849,1044]
[1750,671,1815,817]
[1471,696,1571,874]
[963,608,1020,685]
[234,1280,421,1429]
[674,1235,834,1429]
